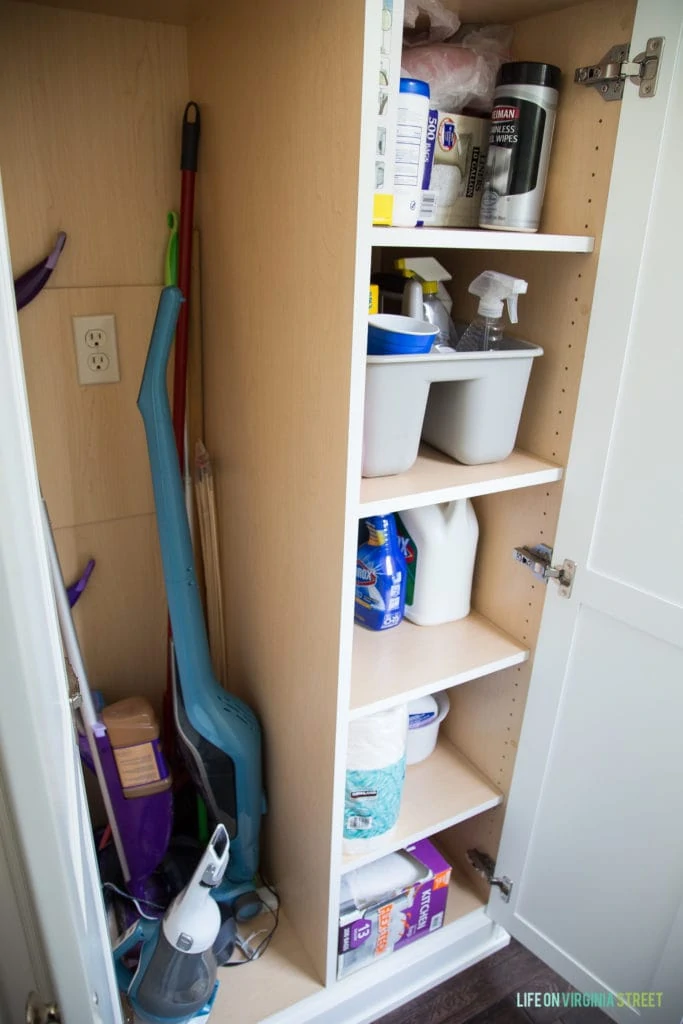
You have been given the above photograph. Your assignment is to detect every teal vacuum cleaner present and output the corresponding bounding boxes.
[138,287,263,912]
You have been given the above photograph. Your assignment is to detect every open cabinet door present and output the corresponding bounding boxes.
[0,175,122,1022]
[487,2,683,1021]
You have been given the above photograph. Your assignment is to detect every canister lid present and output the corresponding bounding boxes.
[400,77,430,97]
[497,62,561,90]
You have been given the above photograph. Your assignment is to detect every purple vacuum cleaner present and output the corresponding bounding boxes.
[41,499,173,911]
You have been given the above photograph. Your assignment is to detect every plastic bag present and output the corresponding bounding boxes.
[403,0,460,46]
[401,25,513,112]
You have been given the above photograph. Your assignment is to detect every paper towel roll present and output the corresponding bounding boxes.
[346,705,407,771]
[343,705,408,854]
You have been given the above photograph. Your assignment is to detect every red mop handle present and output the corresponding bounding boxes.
[172,101,201,465]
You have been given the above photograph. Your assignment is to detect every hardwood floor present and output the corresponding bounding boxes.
[375,940,609,1024]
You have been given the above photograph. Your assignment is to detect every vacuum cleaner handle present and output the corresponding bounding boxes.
[138,287,216,691]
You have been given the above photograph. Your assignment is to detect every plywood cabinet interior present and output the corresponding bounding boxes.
[1,0,638,1019]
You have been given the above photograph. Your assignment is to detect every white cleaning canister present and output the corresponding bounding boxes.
[479,62,560,233]
[396,500,478,626]
[392,79,430,227]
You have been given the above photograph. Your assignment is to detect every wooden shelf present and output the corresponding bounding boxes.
[359,445,562,517]
[350,612,528,719]
[370,226,595,253]
[341,737,502,874]
[211,869,485,1024]
[212,905,322,1022]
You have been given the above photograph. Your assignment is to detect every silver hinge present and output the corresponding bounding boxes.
[25,993,61,1024]
[468,849,513,903]
[513,543,576,598]
[574,38,663,100]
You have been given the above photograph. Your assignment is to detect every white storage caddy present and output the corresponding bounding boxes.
[362,340,543,477]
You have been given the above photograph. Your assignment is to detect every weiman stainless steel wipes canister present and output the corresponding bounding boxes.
[479,61,561,233]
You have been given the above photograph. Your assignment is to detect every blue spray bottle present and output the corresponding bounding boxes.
[355,516,407,631]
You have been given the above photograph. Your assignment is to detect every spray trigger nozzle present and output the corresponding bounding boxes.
[468,271,528,323]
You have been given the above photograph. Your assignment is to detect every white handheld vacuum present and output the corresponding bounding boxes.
[114,825,232,1023]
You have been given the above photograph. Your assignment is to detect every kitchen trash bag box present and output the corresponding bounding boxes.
[337,839,451,979]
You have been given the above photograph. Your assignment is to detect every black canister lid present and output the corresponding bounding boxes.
[497,61,561,90]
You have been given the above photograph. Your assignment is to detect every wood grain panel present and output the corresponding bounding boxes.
[9,0,596,28]
[54,514,167,709]
[0,1,188,288]
[188,0,365,983]
[436,0,636,883]
[511,0,637,239]
[19,286,161,529]
[11,0,194,23]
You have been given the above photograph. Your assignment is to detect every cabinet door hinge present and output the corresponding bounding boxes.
[468,849,513,903]
[574,37,663,101]
[513,543,576,598]
[25,992,61,1024]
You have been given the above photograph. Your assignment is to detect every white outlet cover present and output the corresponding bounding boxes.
[72,314,120,385]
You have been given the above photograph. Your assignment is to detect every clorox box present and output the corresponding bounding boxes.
[428,111,490,227]
[338,839,451,979]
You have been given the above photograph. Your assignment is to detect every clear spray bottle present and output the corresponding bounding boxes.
[455,271,528,353]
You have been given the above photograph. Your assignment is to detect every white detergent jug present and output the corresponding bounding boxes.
[396,500,478,626]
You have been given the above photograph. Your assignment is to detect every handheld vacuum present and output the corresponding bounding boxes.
[114,825,233,1023]
[138,287,264,911]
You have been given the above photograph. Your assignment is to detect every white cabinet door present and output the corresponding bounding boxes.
[488,2,683,1022]
[0,176,122,1022]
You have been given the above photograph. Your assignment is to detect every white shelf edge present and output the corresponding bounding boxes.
[340,792,501,875]
[349,645,529,721]
[358,463,563,518]
[262,910,507,1024]
[370,226,595,253]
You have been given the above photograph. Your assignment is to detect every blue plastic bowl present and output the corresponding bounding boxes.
[368,314,438,356]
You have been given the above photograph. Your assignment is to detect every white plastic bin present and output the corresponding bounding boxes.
[362,339,543,477]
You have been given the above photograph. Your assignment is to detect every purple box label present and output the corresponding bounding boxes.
[339,916,373,954]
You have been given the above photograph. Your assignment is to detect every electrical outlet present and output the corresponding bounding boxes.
[72,314,120,385]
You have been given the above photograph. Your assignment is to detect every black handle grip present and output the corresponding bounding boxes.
[181,101,201,172]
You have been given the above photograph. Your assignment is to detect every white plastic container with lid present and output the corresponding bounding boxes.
[406,692,450,765]
[393,79,430,227]
[396,500,478,626]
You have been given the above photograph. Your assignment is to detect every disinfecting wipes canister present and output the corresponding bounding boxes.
[479,62,560,233]
[393,78,430,227]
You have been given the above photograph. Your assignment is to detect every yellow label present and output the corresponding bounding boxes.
[369,285,379,315]
[433,868,451,891]
[373,193,393,226]
[113,742,161,789]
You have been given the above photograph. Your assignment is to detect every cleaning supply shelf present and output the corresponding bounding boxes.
[211,871,487,1024]
[350,612,528,720]
[370,227,595,252]
[358,444,562,517]
[341,737,502,875]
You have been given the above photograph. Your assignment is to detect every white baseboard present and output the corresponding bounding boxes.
[266,910,510,1024]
